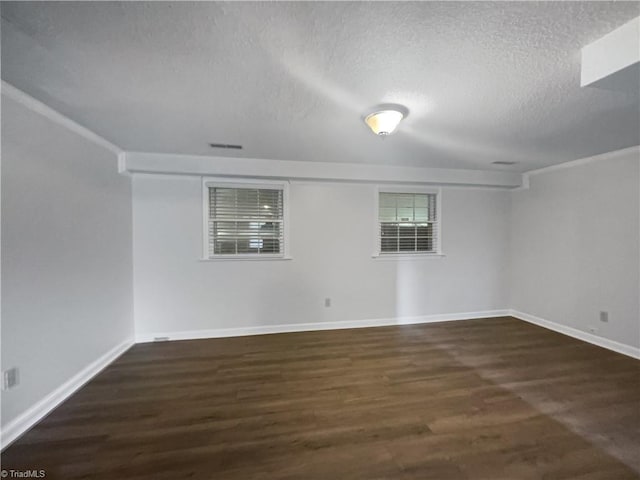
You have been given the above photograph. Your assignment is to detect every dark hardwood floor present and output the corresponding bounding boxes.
[2,316,639,479]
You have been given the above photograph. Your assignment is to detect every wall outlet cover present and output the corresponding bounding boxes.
[2,367,20,390]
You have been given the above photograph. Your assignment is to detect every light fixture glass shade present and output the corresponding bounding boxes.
[364,110,404,135]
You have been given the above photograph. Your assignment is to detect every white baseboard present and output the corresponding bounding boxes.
[5,310,635,450]
[135,309,511,343]
[1,338,134,450]
[510,310,640,360]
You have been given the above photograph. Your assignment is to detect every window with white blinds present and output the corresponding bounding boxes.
[378,192,439,254]
[206,185,285,257]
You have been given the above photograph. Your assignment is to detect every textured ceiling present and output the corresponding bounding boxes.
[2,1,639,171]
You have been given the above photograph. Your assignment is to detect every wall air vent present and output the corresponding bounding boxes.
[209,143,243,150]
[492,161,517,165]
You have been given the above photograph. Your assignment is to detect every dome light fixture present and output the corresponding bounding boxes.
[363,104,408,136]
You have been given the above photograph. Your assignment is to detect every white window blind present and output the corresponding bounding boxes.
[208,186,284,256]
[378,192,438,254]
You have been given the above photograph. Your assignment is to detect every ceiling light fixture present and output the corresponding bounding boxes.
[363,105,408,136]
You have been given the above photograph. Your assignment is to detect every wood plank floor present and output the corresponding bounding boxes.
[2,316,639,479]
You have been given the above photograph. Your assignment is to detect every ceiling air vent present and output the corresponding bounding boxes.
[209,143,243,150]
[492,161,517,165]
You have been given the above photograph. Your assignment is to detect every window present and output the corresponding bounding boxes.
[377,191,439,255]
[204,181,287,258]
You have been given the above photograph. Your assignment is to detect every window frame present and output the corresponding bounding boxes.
[372,186,444,259]
[201,177,291,261]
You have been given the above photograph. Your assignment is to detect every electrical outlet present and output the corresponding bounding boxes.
[599,311,609,323]
[2,367,19,390]
[324,298,331,307]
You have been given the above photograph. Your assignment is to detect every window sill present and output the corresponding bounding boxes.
[371,253,446,260]
[199,256,293,262]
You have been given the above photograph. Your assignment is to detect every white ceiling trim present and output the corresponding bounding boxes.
[525,145,639,177]
[513,145,639,191]
[121,152,523,188]
[1,80,122,155]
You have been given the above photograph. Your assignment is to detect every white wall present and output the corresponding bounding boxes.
[1,95,134,432]
[510,151,640,348]
[133,175,510,338]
